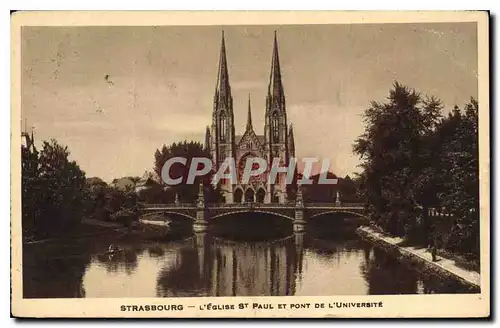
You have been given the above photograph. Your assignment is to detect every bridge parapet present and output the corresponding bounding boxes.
[207,202,296,209]
[306,202,364,209]
[141,203,195,210]
[141,202,364,210]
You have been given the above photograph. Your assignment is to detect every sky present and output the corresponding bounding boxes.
[21,23,478,182]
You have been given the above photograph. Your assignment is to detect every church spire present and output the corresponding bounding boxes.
[246,94,253,131]
[214,31,231,104]
[204,126,211,151]
[288,124,295,156]
[268,31,284,102]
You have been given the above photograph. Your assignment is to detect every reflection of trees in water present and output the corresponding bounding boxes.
[360,246,474,294]
[305,235,363,266]
[306,214,362,236]
[22,232,136,298]
[155,234,302,297]
[156,247,212,297]
[95,248,142,275]
[360,247,419,294]
[213,237,297,296]
[23,250,91,298]
[414,274,475,294]
[147,245,166,258]
[303,214,368,270]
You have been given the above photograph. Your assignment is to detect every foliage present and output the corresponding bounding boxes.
[299,172,360,203]
[22,139,88,237]
[21,138,141,239]
[153,140,223,203]
[21,135,39,238]
[353,82,479,259]
[137,181,172,204]
[86,178,139,222]
[433,100,479,257]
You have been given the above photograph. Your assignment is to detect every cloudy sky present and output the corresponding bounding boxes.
[21,23,478,182]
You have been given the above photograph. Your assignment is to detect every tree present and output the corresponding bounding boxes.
[85,176,140,225]
[107,186,138,226]
[153,140,222,203]
[35,139,87,236]
[338,175,362,203]
[85,177,109,220]
[301,172,338,203]
[21,133,39,239]
[353,82,443,237]
[354,83,480,260]
[433,99,479,257]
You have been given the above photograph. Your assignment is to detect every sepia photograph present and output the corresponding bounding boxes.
[11,11,489,318]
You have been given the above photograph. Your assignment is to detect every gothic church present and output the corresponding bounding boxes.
[204,32,295,204]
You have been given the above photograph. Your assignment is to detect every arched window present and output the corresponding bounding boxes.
[272,112,279,143]
[245,188,255,203]
[234,188,243,203]
[256,188,266,203]
[219,146,226,163]
[219,112,227,141]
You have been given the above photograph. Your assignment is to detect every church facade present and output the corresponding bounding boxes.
[204,32,295,204]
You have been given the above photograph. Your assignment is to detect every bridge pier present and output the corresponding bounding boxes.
[294,231,304,251]
[293,209,306,233]
[193,183,210,233]
[194,231,211,277]
[293,185,306,233]
[193,209,209,233]
[293,231,305,276]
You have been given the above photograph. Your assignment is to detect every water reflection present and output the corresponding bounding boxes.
[23,215,476,298]
[23,242,91,298]
[94,248,141,275]
[360,246,420,294]
[156,233,303,297]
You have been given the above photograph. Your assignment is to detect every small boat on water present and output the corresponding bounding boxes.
[105,244,121,255]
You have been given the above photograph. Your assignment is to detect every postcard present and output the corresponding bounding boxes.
[11,11,490,318]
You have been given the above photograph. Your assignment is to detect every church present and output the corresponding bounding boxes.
[204,32,295,204]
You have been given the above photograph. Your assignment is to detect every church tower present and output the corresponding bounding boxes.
[265,32,289,203]
[210,31,236,202]
[204,31,295,204]
[211,31,236,167]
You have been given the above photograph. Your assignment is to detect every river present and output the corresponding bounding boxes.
[22,213,473,298]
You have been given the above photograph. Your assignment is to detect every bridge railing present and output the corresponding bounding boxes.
[207,202,296,208]
[141,203,195,209]
[306,202,365,208]
[141,202,365,210]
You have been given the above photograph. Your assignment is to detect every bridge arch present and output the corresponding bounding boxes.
[308,210,368,220]
[211,209,294,221]
[141,210,196,221]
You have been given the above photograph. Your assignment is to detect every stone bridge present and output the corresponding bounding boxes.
[140,185,366,233]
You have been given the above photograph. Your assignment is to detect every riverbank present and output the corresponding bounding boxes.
[24,219,128,246]
[356,226,480,292]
